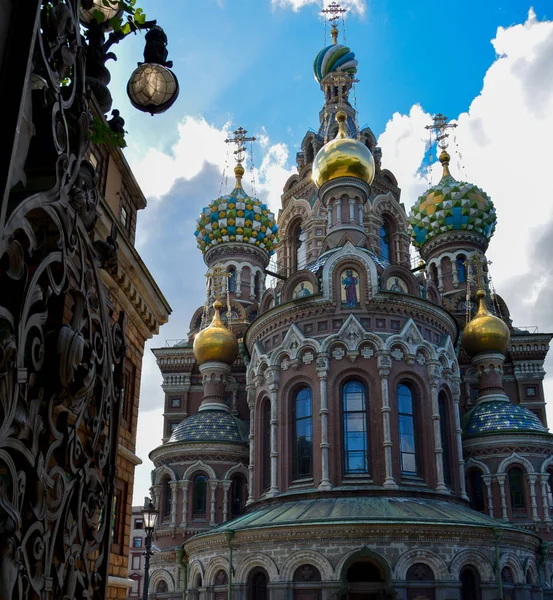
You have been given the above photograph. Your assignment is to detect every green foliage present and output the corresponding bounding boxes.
[91,0,147,34]
[89,115,127,149]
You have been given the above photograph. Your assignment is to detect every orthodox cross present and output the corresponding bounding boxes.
[425,113,457,152]
[322,1,347,44]
[224,127,256,165]
[207,263,230,301]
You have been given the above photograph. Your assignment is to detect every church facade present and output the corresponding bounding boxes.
[147,24,553,600]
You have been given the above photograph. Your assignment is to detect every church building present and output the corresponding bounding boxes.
[147,19,553,600]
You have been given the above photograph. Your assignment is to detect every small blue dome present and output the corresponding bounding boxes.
[169,410,248,444]
[464,401,548,436]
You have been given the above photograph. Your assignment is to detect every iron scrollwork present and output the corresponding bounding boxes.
[1,1,126,598]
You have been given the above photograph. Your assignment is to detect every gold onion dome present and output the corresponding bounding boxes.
[193,301,239,365]
[462,290,510,357]
[312,111,375,188]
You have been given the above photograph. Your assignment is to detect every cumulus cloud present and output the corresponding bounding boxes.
[378,10,553,416]
[271,0,366,17]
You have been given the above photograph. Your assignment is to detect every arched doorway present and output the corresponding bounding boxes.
[247,567,269,600]
[344,558,389,599]
[460,566,481,600]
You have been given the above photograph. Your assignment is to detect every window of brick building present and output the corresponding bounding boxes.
[133,536,142,548]
[170,396,182,408]
[293,387,313,479]
[121,358,136,425]
[526,385,537,398]
[398,383,418,476]
[132,554,141,569]
[111,479,127,555]
[343,381,369,475]
[134,518,143,529]
[192,475,207,518]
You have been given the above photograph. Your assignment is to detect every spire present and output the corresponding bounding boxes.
[330,22,339,44]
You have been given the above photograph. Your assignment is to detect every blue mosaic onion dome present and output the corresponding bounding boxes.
[168,410,248,444]
[194,165,278,256]
[464,400,548,436]
[408,151,497,249]
[313,40,358,83]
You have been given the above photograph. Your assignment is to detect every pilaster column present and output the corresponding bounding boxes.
[452,260,459,288]
[427,361,448,493]
[336,198,342,224]
[316,355,331,490]
[377,351,397,488]
[539,473,552,523]
[266,366,281,497]
[179,480,189,528]
[249,271,255,300]
[452,378,468,499]
[482,474,494,517]
[151,484,162,512]
[236,268,242,298]
[527,473,540,522]
[209,479,218,526]
[358,202,364,226]
[348,198,355,223]
[222,480,232,522]
[437,263,444,292]
[246,384,256,505]
[496,474,509,520]
[327,202,333,228]
[169,480,179,528]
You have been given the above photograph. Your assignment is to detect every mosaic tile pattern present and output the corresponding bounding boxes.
[194,186,278,256]
[169,410,248,444]
[465,400,548,436]
[408,172,497,248]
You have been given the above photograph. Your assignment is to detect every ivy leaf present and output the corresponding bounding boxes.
[134,8,146,25]
[93,8,106,22]
[120,21,131,35]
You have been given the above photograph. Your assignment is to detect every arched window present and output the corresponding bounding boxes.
[254,271,262,299]
[342,381,369,475]
[162,479,171,518]
[230,474,246,518]
[262,400,271,491]
[379,222,391,262]
[192,474,207,518]
[501,567,514,585]
[466,469,485,512]
[406,563,435,581]
[248,568,269,600]
[457,255,467,283]
[460,566,481,600]
[293,564,322,582]
[397,384,417,476]
[438,391,451,486]
[156,580,168,593]
[215,569,228,586]
[293,387,313,479]
[228,268,236,293]
[508,467,526,513]
[295,224,307,270]
[430,263,439,286]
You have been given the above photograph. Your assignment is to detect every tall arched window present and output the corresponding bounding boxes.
[162,479,171,518]
[438,391,451,486]
[295,225,307,270]
[397,384,417,476]
[293,387,313,479]
[192,474,207,518]
[460,566,481,600]
[379,221,391,262]
[457,255,467,283]
[254,271,262,299]
[508,467,526,513]
[262,400,271,491]
[343,381,369,474]
[466,469,485,512]
[248,568,269,600]
[228,267,236,293]
[230,474,246,518]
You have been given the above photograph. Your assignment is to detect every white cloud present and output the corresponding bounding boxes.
[271,0,366,17]
[377,10,553,419]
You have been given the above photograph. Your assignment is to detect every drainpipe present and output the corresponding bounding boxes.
[224,529,235,599]
[175,546,188,600]
[493,527,503,600]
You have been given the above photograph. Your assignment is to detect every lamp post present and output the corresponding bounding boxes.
[142,498,159,600]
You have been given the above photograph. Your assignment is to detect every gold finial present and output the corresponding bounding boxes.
[336,110,347,139]
[234,163,244,188]
[330,23,339,44]
[439,149,451,178]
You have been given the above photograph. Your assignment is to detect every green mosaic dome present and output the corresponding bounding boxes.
[464,400,548,436]
[194,166,278,256]
[408,151,497,248]
[168,410,248,444]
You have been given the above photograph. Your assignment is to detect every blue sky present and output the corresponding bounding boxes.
[102,1,553,504]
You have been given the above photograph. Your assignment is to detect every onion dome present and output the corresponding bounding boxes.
[464,400,548,436]
[194,165,278,256]
[168,410,248,444]
[313,34,358,83]
[462,290,510,357]
[312,111,375,188]
[193,300,239,365]
[408,151,497,248]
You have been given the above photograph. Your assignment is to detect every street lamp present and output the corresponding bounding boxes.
[142,497,159,600]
